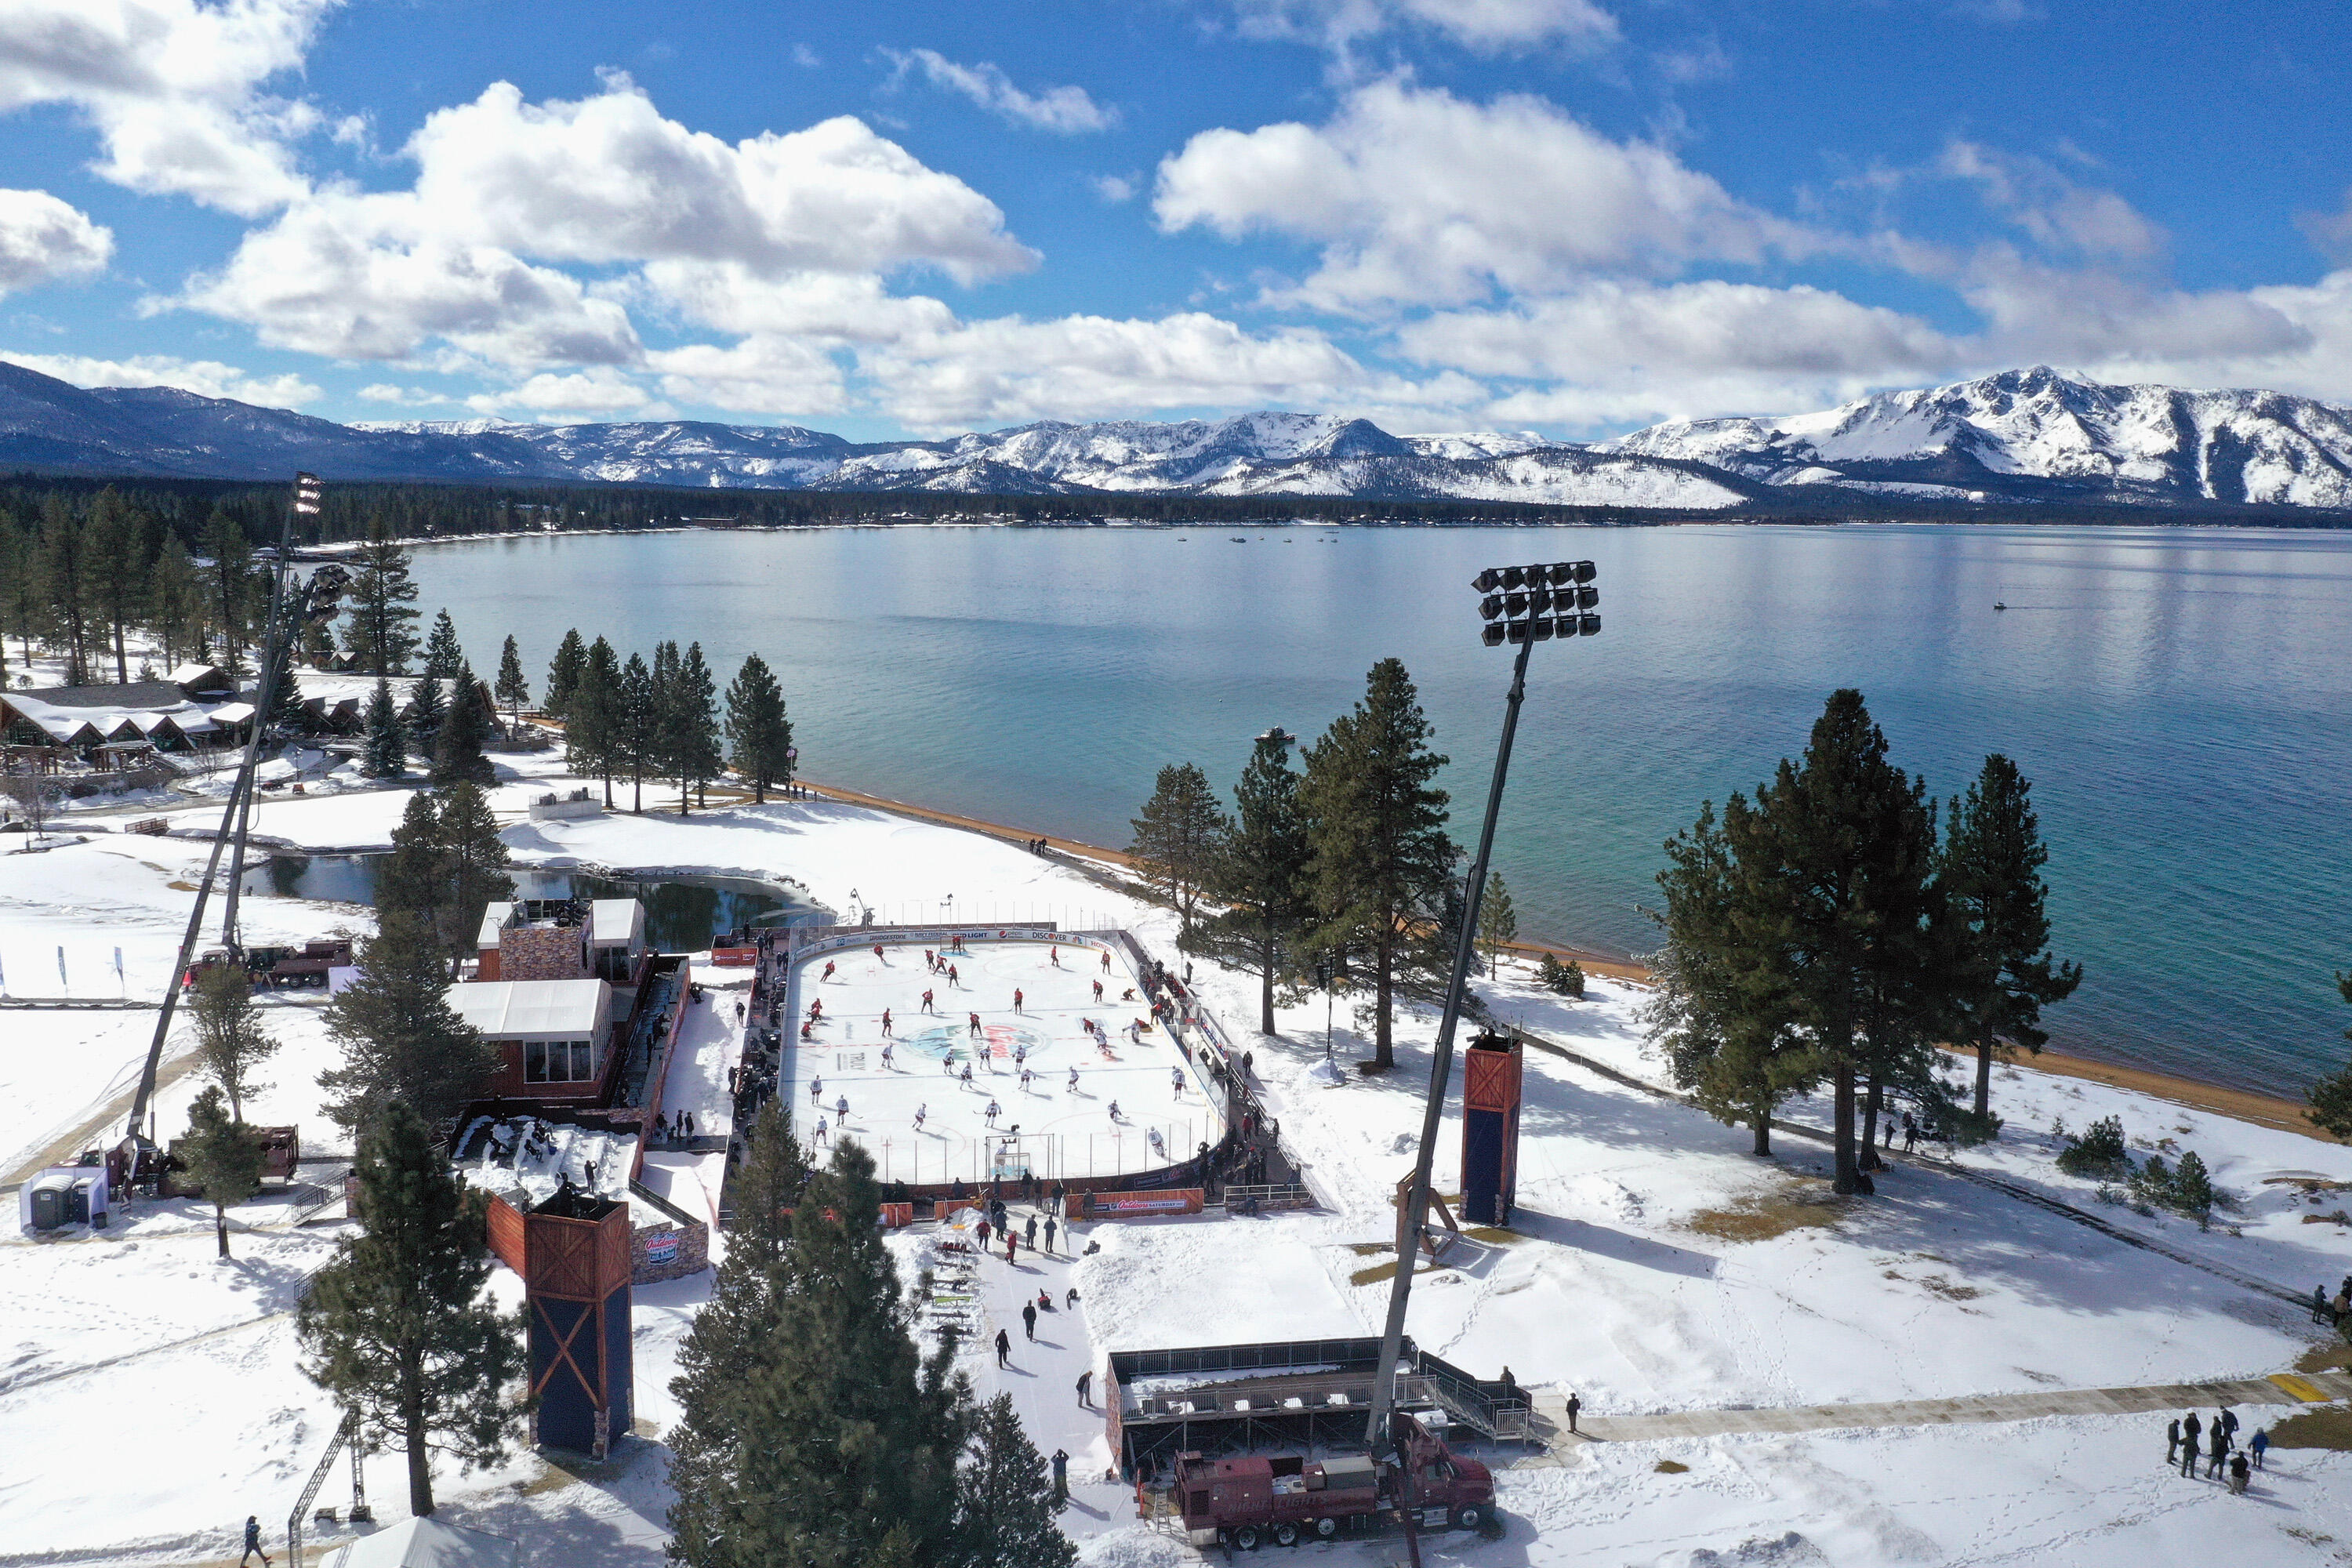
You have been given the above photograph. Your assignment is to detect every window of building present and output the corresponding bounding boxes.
[524,1039,597,1083]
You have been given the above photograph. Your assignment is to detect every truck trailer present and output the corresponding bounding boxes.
[1173,1416,1495,1550]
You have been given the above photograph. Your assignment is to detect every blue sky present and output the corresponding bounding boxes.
[3,0,2350,441]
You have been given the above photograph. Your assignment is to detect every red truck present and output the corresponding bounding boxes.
[1174,1416,1495,1550]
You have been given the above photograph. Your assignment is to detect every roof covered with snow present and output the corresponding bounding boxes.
[323,1515,519,1568]
[448,977,608,1038]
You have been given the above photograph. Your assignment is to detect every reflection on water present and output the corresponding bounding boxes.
[242,853,831,952]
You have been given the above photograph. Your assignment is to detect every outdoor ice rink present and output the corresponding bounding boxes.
[781,935,1223,1188]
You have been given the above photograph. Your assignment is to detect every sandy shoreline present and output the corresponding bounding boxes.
[785,771,2336,1145]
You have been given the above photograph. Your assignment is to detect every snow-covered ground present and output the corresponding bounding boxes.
[4,757,2350,1565]
[783,936,1220,1189]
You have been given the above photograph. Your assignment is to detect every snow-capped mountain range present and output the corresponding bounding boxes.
[7,358,2352,513]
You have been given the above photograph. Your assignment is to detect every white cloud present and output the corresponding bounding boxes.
[356,382,448,405]
[0,189,113,295]
[1154,81,1809,310]
[174,80,1035,373]
[1093,175,1138,203]
[5,349,320,405]
[463,368,654,418]
[1939,141,2166,261]
[0,0,328,214]
[1227,0,1617,53]
[792,44,821,68]
[855,310,1380,430]
[405,81,1036,281]
[888,49,1117,134]
[648,336,848,416]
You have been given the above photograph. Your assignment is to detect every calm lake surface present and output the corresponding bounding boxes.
[412,522,2352,1098]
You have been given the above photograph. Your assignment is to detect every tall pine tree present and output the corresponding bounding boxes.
[617,652,656,813]
[1128,763,1227,937]
[420,608,466,679]
[493,634,528,735]
[1476,871,1518,978]
[188,962,279,1121]
[430,667,495,786]
[1941,753,2081,1128]
[178,1084,265,1260]
[723,651,793,803]
[203,509,256,673]
[666,1132,967,1567]
[83,488,145,684]
[341,517,422,673]
[953,1395,1077,1568]
[1182,731,1311,1035]
[669,640,723,811]
[318,911,500,1140]
[297,1100,525,1517]
[568,636,622,806]
[1299,659,1454,1070]
[147,532,203,670]
[364,677,408,779]
[405,673,447,763]
[543,628,586,720]
[35,495,93,684]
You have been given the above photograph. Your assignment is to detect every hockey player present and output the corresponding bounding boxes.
[880,1040,895,1070]
[1171,1067,1185,1098]
[968,1011,982,1037]
[835,1093,849,1123]
[822,960,837,982]
[985,1099,1001,1127]
[873,943,886,963]
[810,1074,823,1105]
[1012,988,1024,1014]
[1050,945,1060,967]
[949,964,960,987]
[921,988,935,1012]
[1067,1065,1080,1092]
[1100,949,1112,972]
[914,1103,927,1132]
[960,1062,975,1085]
[814,1116,829,1146]
[880,1008,893,1036]
[1092,978,1103,1002]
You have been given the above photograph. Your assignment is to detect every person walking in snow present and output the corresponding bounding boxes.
[2206,1421,2230,1479]
[1066,1285,1080,1308]
[978,1218,993,1249]
[1022,1301,1037,1341]
[1025,1215,1037,1249]
[2250,1428,2269,1471]
[2166,1417,2182,1466]
[239,1515,270,1567]
[1052,1447,1070,1505]
[2228,1452,2251,1494]
[995,1328,1011,1368]
[1564,1392,1581,1435]
[1901,1111,1918,1153]
[2181,1412,2202,1475]
[1044,1215,1058,1252]
[2220,1407,2239,1441]
[1075,1370,1091,1406]
[1006,1230,1020,1264]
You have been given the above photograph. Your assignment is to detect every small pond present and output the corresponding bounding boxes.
[241,853,833,952]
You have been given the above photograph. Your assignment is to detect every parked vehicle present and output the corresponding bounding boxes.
[1174,1415,1494,1549]
[183,938,351,992]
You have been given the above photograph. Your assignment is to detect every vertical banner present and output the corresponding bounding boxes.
[56,946,67,989]
[114,946,125,996]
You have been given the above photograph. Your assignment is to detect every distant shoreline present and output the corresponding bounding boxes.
[781,771,2336,1145]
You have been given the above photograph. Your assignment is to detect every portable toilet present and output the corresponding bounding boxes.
[27,1184,63,1231]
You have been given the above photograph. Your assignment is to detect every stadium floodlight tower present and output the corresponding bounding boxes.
[1363,559,1599,1466]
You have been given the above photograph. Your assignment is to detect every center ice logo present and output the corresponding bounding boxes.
[907,1022,1043,1062]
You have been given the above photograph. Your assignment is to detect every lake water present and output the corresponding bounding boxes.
[242,854,831,950]
[409,523,2352,1099]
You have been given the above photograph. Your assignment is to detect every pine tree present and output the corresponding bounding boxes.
[543,628,586,720]
[318,910,500,1140]
[666,1135,967,1567]
[341,517,422,673]
[365,678,408,778]
[1128,763,1228,936]
[1476,871,1518,978]
[1942,754,2082,1129]
[493,634,528,735]
[2173,1148,2215,1219]
[953,1394,1077,1568]
[569,637,622,805]
[1299,659,1454,1070]
[1183,731,1310,1035]
[178,1084,265,1260]
[2307,970,2352,1141]
[35,495,93,684]
[618,652,656,813]
[188,962,278,1121]
[723,651,793,804]
[296,1100,526,1518]
[1709,690,1944,1194]
[147,534,203,670]
[421,608,466,680]
[83,488,145,684]
[430,667,494,786]
[669,640,723,812]
[376,792,449,935]
[406,673,447,762]
[434,780,514,971]
[204,508,256,673]
[261,626,308,735]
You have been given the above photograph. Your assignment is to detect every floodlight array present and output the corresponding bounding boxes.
[1473,560,1599,646]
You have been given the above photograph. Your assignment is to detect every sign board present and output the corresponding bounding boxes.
[1087,1188,1203,1217]
[645,1232,680,1265]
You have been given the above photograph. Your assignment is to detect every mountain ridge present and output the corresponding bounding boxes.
[7,358,2352,514]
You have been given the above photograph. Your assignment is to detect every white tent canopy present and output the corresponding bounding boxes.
[323,1516,521,1568]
